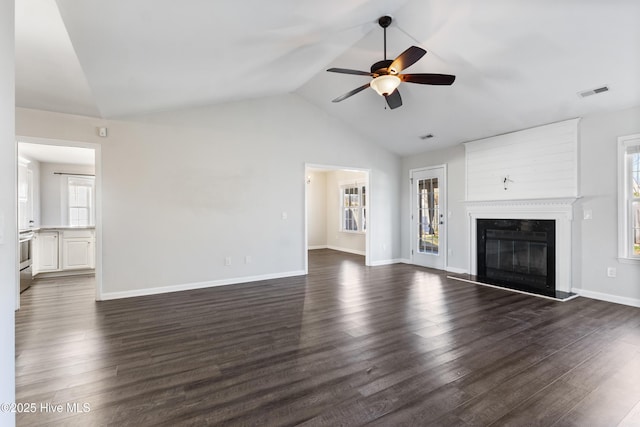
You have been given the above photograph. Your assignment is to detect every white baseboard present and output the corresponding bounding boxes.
[326,245,366,256]
[369,258,407,266]
[571,288,640,308]
[395,260,467,274]
[446,266,468,274]
[35,269,95,279]
[99,270,306,301]
[307,245,328,250]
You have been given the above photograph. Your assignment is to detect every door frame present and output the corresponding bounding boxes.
[304,163,371,273]
[409,164,447,270]
[16,135,103,306]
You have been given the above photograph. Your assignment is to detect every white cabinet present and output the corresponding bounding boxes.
[61,231,95,270]
[34,228,95,275]
[35,231,59,273]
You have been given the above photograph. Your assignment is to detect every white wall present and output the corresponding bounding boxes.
[401,106,640,306]
[0,0,16,424]
[306,170,327,248]
[39,162,95,226]
[325,170,367,255]
[16,94,402,297]
[574,106,640,305]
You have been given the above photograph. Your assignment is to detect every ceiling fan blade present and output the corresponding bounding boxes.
[400,73,456,85]
[388,46,427,74]
[384,89,402,109]
[332,82,371,103]
[327,68,374,76]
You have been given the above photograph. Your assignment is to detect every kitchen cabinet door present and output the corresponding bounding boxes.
[35,232,59,272]
[61,237,94,270]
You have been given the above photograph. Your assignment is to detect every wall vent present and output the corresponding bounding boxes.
[578,85,609,98]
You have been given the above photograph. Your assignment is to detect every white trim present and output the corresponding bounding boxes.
[308,245,328,250]
[572,288,640,308]
[35,270,94,279]
[617,257,640,265]
[100,270,307,301]
[339,181,368,234]
[445,266,468,274]
[409,164,448,270]
[369,258,408,266]
[617,133,640,260]
[326,245,366,256]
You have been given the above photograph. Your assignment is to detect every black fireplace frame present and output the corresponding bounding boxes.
[477,219,556,296]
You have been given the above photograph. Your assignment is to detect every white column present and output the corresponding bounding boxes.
[0,0,17,425]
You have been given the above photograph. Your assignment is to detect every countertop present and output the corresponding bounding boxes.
[20,226,96,233]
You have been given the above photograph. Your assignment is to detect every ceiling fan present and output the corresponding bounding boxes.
[327,16,455,109]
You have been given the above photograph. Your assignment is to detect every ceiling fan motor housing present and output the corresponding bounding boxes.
[371,59,393,75]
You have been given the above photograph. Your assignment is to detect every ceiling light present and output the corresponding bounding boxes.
[370,75,401,97]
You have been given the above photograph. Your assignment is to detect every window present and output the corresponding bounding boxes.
[618,134,640,259]
[67,176,95,226]
[341,183,366,232]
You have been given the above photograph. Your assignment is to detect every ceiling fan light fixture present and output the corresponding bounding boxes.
[370,75,401,97]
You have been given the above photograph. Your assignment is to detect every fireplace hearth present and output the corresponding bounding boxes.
[477,219,556,297]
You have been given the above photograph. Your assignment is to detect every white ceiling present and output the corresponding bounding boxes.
[18,142,95,165]
[15,0,640,155]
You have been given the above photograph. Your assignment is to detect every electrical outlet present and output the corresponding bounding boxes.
[583,209,593,220]
[225,256,232,266]
[245,255,251,264]
[607,267,616,278]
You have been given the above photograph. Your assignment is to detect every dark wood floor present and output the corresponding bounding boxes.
[15,249,640,426]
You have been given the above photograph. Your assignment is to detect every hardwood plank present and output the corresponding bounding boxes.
[15,249,640,426]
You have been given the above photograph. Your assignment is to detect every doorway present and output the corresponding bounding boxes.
[16,136,102,308]
[410,165,447,270]
[304,164,371,273]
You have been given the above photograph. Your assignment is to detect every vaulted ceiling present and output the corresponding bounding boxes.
[15,0,640,155]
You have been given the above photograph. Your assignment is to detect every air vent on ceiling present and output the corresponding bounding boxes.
[420,134,434,140]
[578,85,610,98]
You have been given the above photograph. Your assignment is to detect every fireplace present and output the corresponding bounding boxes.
[477,219,556,296]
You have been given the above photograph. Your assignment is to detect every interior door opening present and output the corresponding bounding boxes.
[304,164,371,273]
[16,137,101,308]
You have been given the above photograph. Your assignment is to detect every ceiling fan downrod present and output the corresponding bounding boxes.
[379,16,392,61]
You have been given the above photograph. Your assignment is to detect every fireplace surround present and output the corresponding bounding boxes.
[458,198,579,300]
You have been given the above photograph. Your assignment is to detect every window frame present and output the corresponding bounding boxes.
[63,175,96,227]
[617,134,640,261]
[340,181,367,234]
